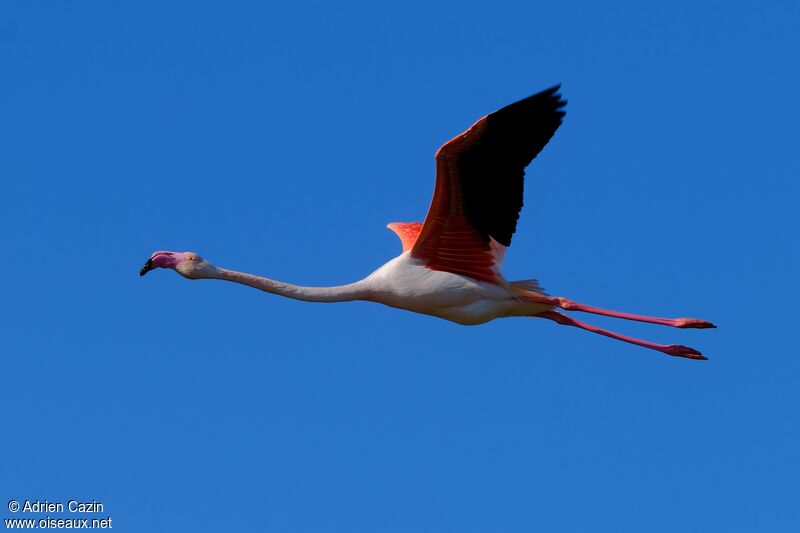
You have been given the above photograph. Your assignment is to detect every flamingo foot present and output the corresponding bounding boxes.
[664,344,708,360]
[674,318,717,329]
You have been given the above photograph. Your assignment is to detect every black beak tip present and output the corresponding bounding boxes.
[139,259,153,277]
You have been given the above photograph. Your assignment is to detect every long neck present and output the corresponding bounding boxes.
[210,267,372,303]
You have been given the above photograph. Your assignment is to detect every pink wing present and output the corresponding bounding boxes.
[386,222,423,253]
[410,86,566,284]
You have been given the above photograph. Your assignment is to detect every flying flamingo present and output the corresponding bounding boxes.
[140,86,715,359]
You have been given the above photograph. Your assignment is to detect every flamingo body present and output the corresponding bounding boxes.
[140,86,716,360]
[363,252,551,325]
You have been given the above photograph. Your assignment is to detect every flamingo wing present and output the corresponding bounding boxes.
[410,85,567,283]
[386,222,423,253]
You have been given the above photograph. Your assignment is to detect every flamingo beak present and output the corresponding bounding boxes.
[139,258,154,276]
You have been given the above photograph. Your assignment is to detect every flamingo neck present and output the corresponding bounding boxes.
[211,268,372,303]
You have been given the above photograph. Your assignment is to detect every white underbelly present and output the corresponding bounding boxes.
[364,254,522,325]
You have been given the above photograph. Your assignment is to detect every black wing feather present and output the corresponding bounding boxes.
[455,85,566,246]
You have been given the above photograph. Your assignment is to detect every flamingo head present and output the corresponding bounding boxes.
[139,250,219,279]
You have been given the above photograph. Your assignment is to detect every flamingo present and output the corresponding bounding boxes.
[140,85,715,360]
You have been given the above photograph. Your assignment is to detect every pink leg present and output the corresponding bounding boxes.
[537,311,708,360]
[530,296,716,329]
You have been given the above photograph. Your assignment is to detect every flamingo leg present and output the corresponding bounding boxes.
[536,311,708,360]
[528,296,716,329]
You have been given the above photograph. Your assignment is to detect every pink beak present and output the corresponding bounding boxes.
[139,251,184,276]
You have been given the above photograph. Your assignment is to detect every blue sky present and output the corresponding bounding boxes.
[2,1,798,531]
